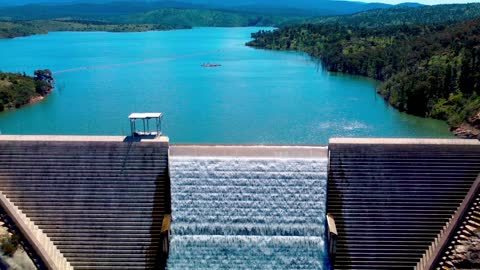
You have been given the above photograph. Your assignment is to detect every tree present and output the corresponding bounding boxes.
[1,234,20,257]
[34,69,54,95]
[34,69,54,84]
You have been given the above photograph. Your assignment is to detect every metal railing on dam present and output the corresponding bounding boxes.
[0,135,171,270]
[327,138,480,270]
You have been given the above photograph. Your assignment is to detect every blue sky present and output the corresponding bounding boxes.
[349,0,480,4]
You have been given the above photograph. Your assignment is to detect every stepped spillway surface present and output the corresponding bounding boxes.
[328,138,480,270]
[0,136,171,270]
[167,146,329,269]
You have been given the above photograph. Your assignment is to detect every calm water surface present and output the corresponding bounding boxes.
[0,27,453,144]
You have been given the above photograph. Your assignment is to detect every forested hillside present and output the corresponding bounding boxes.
[0,0,398,18]
[309,3,480,28]
[118,8,294,27]
[0,7,301,39]
[0,0,420,39]
[248,4,480,137]
[0,10,292,39]
[0,20,172,39]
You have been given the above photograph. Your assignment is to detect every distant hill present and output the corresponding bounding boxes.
[307,3,480,28]
[396,2,424,7]
[0,0,427,39]
[0,6,301,39]
[185,0,394,15]
[0,1,208,20]
[0,0,423,19]
[118,8,296,27]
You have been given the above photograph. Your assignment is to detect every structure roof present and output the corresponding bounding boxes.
[129,113,162,119]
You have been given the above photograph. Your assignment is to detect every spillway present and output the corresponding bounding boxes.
[167,146,329,269]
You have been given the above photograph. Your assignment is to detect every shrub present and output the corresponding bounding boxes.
[1,234,20,257]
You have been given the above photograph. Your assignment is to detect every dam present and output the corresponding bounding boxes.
[0,133,479,269]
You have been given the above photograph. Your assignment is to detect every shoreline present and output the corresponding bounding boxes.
[0,26,275,40]
[0,21,192,40]
[0,28,186,40]
[28,96,44,105]
[452,113,480,139]
[1,95,48,113]
[0,70,54,113]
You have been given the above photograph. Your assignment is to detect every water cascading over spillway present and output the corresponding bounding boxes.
[167,146,329,269]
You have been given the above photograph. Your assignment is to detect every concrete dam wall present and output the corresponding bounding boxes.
[328,138,480,270]
[0,136,171,270]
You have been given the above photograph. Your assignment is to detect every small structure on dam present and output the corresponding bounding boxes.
[129,113,163,137]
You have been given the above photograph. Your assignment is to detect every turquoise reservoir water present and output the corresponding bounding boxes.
[0,27,453,144]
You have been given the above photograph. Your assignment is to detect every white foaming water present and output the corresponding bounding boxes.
[167,156,328,269]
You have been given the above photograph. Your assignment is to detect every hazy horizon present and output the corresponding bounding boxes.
[347,0,480,4]
[3,0,480,6]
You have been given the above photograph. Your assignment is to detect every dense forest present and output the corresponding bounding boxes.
[0,0,425,39]
[248,5,480,137]
[118,8,295,27]
[0,0,321,39]
[0,20,174,39]
[0,0,400,20]
[0,70,54,111]
[308,3,480,28]
[0,8,302,39]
